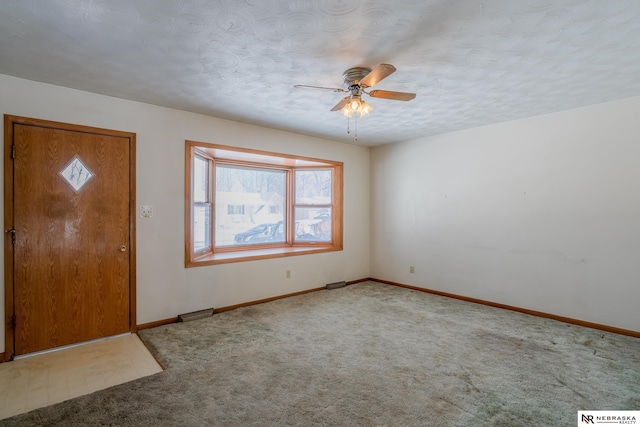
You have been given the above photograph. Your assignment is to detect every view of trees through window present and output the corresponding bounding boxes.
[193,155,210,252]
[214,165,333,247]
[294,169,332,242]
[215,165,286,247]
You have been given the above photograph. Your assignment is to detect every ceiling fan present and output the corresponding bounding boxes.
[294,64,416,118]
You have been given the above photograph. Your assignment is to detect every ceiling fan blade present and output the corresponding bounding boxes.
[359,64,397,88]
[368,90,416,101]
[294,84,345,92]
[330,96,351,111]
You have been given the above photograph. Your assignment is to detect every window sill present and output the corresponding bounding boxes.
[186,245,342,267]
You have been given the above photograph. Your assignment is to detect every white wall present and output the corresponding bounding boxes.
[371,97,640,332]
[0,74,371,353]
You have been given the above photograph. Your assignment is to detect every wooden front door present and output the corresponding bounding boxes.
[4,116,136,359]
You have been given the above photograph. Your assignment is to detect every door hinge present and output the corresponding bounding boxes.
[6,228,16,244]
[11,144,15,159]
[11,314,16,330]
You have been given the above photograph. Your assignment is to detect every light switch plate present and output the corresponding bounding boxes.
[140,205,153,218]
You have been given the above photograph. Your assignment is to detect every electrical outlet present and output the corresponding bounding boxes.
[140,205,153,219]
[286,270,291,279]
[410,266,415,274]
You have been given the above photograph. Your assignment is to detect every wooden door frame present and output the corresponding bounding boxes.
[3,115,136,362]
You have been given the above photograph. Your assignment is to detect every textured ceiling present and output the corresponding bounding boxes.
[1,1,640,146]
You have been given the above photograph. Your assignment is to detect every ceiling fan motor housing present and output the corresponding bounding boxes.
[342,67,372,89]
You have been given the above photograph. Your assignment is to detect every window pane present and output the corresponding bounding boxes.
[295,207,332,242]
[194,203,211,252]
[215,165,286,247]
[295,169,332,204]
[193,156,209,203]
[227,205,245,215]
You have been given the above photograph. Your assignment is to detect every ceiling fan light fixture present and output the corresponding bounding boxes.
[359,101,373,116]
[340,96,373,118]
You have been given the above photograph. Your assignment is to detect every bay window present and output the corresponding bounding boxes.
[185,141,343,266]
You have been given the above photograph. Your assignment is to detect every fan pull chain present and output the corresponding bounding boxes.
[354,115,358,141]
[346,116,358,141]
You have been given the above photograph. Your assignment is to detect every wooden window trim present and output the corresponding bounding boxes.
[185,141,343,267]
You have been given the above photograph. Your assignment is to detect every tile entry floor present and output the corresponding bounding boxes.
[0,333,163,420]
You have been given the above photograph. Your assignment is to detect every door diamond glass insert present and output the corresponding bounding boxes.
[60,156,94,191]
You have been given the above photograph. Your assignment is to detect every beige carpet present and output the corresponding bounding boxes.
[1,281,638,426]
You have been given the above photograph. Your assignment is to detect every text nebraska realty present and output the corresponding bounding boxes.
[592,415,636,424]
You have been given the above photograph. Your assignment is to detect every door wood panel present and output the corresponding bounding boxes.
[4,116,136,359]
